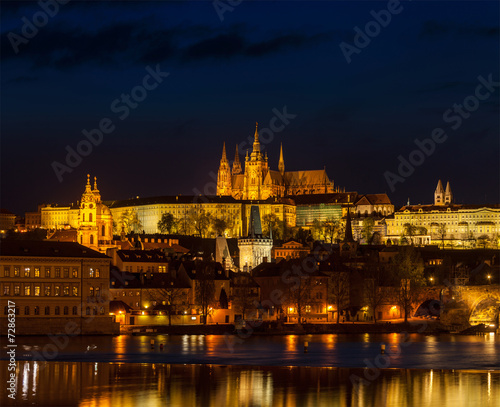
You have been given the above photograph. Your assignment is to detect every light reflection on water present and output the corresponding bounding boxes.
[1,361,498,407]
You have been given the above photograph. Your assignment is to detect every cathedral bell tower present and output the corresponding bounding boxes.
[243,123,269,200]
[216,142,232,196]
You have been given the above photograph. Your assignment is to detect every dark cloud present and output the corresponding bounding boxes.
[184,33,246,60]
[420,20,499,38]
[7,75,38,83]
[2,17,332,70]
[245,32,331,57]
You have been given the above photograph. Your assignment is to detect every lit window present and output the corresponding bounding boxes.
[63,286,70,296]
[34,286,41,296]
[3,285,10,295]
[4,267,10,277]
[72,268,78,278]
[45,286,51,296]
[89,268,95,278]
[45,267,50,278]
[34,267,40,277]
[72,286,78,296]
[55,286,60,296]
[89,287,94,296]
[24,267,30,277]
[95,287,100,297]
[95,269,100,278]
[24,285,31,296]
[14,285,20,295]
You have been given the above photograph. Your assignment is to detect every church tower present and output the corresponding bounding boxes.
[238,205,273,272]
[434,180,445,206]
[216,143,232,196]
[444,181,453,205]
[232,144,242,175]
[243,123,269,200]
[77,175,113,252]
[278,143,285,176]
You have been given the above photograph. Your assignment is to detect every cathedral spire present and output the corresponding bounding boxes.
[232,144,242,175]
[278,143,285,175]
[251,122,261,159]
[93,176,98,191]
[221,142,228,162]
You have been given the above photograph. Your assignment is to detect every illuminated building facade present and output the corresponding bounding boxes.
[108,195,296,237]
[217,123,337,200]
[0,240,117,335]
[386,181,500,247]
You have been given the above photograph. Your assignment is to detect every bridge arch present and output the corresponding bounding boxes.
[468,293,500,326]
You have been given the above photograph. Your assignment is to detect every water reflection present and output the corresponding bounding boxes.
[1,361,498,407]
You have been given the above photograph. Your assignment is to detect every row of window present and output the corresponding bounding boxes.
[3,283,79,297]
[123,265,167,273]
[4,305,105,316]
[3,266,101,278]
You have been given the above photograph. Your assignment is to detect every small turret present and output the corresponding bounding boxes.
[232,145,242,175]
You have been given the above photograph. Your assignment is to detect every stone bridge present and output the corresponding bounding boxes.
[414,284,500,327]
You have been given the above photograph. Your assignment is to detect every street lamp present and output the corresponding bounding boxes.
[487,275,491,284]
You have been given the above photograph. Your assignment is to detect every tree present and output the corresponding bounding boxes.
[146,285,187,326]
[311,217,342,243]
[477,234,490,249]
[119,209,142,233]
[211,218,228,237]
[363,264,389,323]
[286,275,319,324]
[262,213,283,239]
[195,265,216,324]
[323,218,340,244]
[329,271,350,323]
[231,273,259,320]
[401,223,418,245]
[436,223,447,249]
[362,217,375,244]
[157,213,176,234]
[219,288,229,309]
[390,247,425,323]
[188,208,212,238]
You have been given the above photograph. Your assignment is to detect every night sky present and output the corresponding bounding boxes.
[1,0,499,215]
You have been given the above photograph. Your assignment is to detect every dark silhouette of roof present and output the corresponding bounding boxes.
[0,240,109,259]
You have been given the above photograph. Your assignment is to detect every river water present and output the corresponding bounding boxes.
[1,333,499,406]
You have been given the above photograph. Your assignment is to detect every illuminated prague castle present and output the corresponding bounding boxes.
[217,123,337,200]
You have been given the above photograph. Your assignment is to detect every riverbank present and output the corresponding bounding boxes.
[120,320,454,335]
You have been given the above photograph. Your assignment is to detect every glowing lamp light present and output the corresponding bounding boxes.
[391,306,397,310]
[141,311,145,315]
[327,306,333,311]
